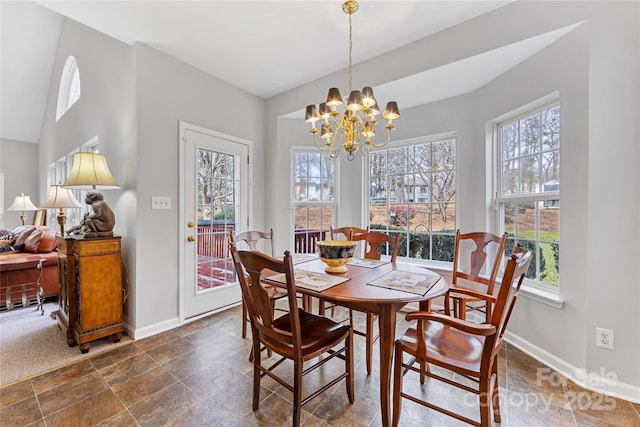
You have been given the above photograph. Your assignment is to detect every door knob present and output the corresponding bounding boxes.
[187,235,195,242]
[187,221,195,228]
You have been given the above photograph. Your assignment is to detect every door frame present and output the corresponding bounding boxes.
[178,121,253,324]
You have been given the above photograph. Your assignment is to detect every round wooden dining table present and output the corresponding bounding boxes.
[279,257,448,427]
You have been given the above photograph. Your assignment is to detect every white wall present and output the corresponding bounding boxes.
[266,1,640,398]
[1,138,39,230]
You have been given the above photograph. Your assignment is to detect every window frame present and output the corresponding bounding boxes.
[56,56,81,121]
[46,139,99,228]
[365,133,458,267]
[290,147,338,253]
[491,93,560,293]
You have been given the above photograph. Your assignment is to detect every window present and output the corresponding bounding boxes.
[368,137,456,262]
[292,150,336,253]
[495,100,560,288]
[47,141,98,228]
[56,56,81,121]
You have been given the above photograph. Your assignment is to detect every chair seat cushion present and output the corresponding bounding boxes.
[272,308,350,357]
[400,320,485,377]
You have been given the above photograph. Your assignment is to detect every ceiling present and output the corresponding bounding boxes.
[1,1,574,144]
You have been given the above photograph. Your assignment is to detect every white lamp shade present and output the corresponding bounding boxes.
[40,185,84,209]
[62,152,120,190]
[8,193,38,211]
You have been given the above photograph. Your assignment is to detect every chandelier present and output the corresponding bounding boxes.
[305,0,400,161]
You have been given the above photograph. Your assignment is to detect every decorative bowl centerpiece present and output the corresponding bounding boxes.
[316,240,357,274]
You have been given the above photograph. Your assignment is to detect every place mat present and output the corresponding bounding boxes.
[292,253,318,264]
[347,258,390,268]
[266,269,350,292]
[367,270,441,295]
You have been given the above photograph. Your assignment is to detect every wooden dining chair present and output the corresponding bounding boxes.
[353,231,400,262]
[229,229,287,339]
[446,230,508,322]
[392,251,533,427]
[230,246,354,427]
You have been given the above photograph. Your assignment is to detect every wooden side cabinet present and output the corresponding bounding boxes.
[56,237,77,346]
[57,235,123,353]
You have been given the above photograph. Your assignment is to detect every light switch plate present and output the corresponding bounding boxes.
[151,196,171,210]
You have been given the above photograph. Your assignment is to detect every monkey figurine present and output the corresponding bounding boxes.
[67,191,115,236]
[84,191,115,233]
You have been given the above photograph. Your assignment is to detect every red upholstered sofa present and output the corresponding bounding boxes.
[0,225,59,310]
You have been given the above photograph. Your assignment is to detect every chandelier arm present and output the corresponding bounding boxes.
[368,127,393,148]
[312,133,331,152]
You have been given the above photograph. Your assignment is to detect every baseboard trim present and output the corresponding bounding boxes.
[504,331,640,404]
[130,317,180,340]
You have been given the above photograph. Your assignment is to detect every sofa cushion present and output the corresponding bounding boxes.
[12,226,37,246]
[24,230,43,252]
[36,228,57,253]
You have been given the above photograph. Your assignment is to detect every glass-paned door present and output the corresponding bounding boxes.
[182,125,248,319]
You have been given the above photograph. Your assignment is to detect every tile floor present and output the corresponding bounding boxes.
[1,304,639,426]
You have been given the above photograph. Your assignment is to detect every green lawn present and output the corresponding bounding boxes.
[512,230,559,286]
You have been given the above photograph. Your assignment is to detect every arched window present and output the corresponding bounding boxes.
[56,56,81,121]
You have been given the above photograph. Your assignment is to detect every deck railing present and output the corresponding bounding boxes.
[197,225,234,258]
[198,226,327,258]
[294,229,327,254]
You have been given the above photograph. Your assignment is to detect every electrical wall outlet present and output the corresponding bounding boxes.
[151,196,171,210]
[596,328,614,350]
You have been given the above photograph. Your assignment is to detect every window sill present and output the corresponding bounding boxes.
[519,285,564,309]
[399,258,564,309]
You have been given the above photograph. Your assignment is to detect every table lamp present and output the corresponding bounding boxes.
[39,185,84,235]
[8,193,38,225]
[63,152,121,237]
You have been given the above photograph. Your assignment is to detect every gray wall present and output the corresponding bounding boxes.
[38,17,266,335]
[1,138,39,230]
[13,0,640,399]
[38,17,137,326]
[133,43,266,333]
[266,1,640,395]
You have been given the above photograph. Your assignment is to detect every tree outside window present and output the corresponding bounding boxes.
[369,138,456,262]
[498,103,560,287]
[292,151,335,253]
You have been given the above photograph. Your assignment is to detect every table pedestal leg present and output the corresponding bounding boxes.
[377,304,399,427]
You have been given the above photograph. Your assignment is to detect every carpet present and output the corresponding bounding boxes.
[0,302,133,387]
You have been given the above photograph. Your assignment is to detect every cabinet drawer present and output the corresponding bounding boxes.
[73,239,121,256]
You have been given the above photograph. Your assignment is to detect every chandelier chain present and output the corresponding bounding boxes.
[348,11,353,93]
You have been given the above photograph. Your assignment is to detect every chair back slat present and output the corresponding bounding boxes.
[231,229,274,255]
[352,232,400,262]
[452,230,508,294]
[491,251,533,346]
[330,226,367,240]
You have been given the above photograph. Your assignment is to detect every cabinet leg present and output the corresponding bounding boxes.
[67,337,77,347]
[111,332,123,343]
[79,343,90,353]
